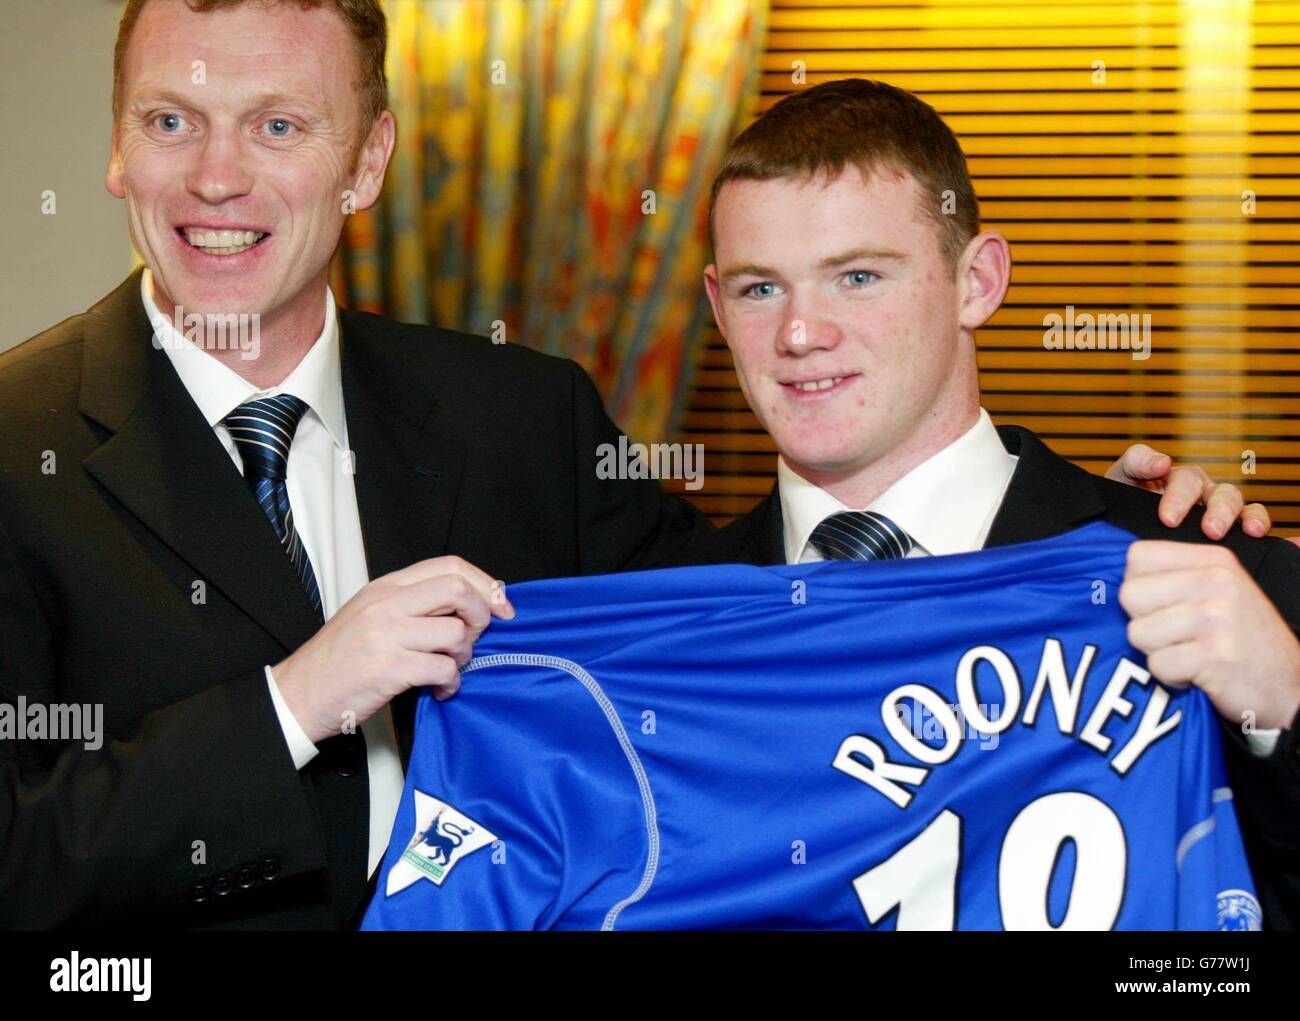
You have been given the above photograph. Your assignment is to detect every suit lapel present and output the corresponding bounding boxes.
[76,275,470,766]
[740,487,787,566]
[79,271,326,654]
[700,485,786,567]
[338,309,464,583]
[985,425,1108,547]
[338,309,466,765]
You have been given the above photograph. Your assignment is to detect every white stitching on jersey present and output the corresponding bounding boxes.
[1175,787,1234,873]
[461,653,660,931]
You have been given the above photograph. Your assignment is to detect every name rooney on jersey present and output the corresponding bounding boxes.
[834,638,1183,809]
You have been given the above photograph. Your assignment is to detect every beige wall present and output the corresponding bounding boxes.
[0,0,131,352]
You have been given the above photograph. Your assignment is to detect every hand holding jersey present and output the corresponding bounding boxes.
[1108,459,1300,736]
[273,556,514,743]
[1121,541,1300,732]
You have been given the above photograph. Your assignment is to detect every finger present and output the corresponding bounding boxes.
[1143,641,1202,688]
[395,574,493,641]
[1124,538,1238,577]
[1199,481,1245,540]
[1119,565,1233,617]
[429,658,463,701]
[388,555,514,618]
[422,656,463,701]
[393,556,504,609]
[385,649,462,700]
[1107,443,1170,484]
[1241,503,1271,538]
[1155,465,1212,528]
[1126,602,1204,655]
[399,615,474,666]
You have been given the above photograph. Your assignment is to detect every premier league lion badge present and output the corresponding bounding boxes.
[385,790,499,896]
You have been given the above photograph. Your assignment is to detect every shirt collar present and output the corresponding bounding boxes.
[141,268,346,448]
[778,408,1018,563]
[778,456,852,566]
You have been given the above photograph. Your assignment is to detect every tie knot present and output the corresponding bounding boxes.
[225,394,309,482]
[809,510,915,561]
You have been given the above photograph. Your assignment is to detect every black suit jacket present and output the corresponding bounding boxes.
[679,424,1300,930]
[0,270,708,929]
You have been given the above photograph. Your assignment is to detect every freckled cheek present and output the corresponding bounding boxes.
[729,330,774,386]
[859,297,905,336]
[851,315,888,352]
[735,310,784,348]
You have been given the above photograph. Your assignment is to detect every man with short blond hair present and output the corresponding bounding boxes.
[0,0,706,929]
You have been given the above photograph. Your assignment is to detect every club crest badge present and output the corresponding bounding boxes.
[385,790,498,896]
[1215,888,1263,931]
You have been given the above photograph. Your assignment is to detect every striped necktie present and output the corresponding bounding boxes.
[225,394,323,621]
[809,510,916,561]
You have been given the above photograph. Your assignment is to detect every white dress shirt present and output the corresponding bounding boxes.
[143,269,405,876]
[777,406,1280,756]
[780,408,1017,565]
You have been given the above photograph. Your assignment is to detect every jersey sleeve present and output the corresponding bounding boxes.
[361,660,653,930]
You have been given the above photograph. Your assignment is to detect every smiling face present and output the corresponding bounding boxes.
[107,0,391,346]
[705,165,1005,503]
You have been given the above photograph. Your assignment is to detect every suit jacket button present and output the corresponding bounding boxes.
[212,874,233,897]
[188,882,210,904]
[259,858,281,882]
[235,867,257,890]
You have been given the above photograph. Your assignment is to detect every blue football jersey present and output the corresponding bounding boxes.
[361,522,1260,931]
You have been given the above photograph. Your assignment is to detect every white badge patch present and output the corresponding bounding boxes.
[386,790,498,896]
[1216,888,1263,931]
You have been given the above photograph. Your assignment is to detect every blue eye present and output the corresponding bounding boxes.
[265,118,295,137]
[845,270,876,287]
[155,113,187,133]
[745,282,779,299]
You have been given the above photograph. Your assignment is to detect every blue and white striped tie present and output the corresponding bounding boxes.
[809,510,916,561]
[225,394,323,621]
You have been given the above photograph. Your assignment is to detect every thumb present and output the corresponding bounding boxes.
[1108,443,1170,483]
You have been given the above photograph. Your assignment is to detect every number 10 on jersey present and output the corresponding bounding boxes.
[854,791,1125,930]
